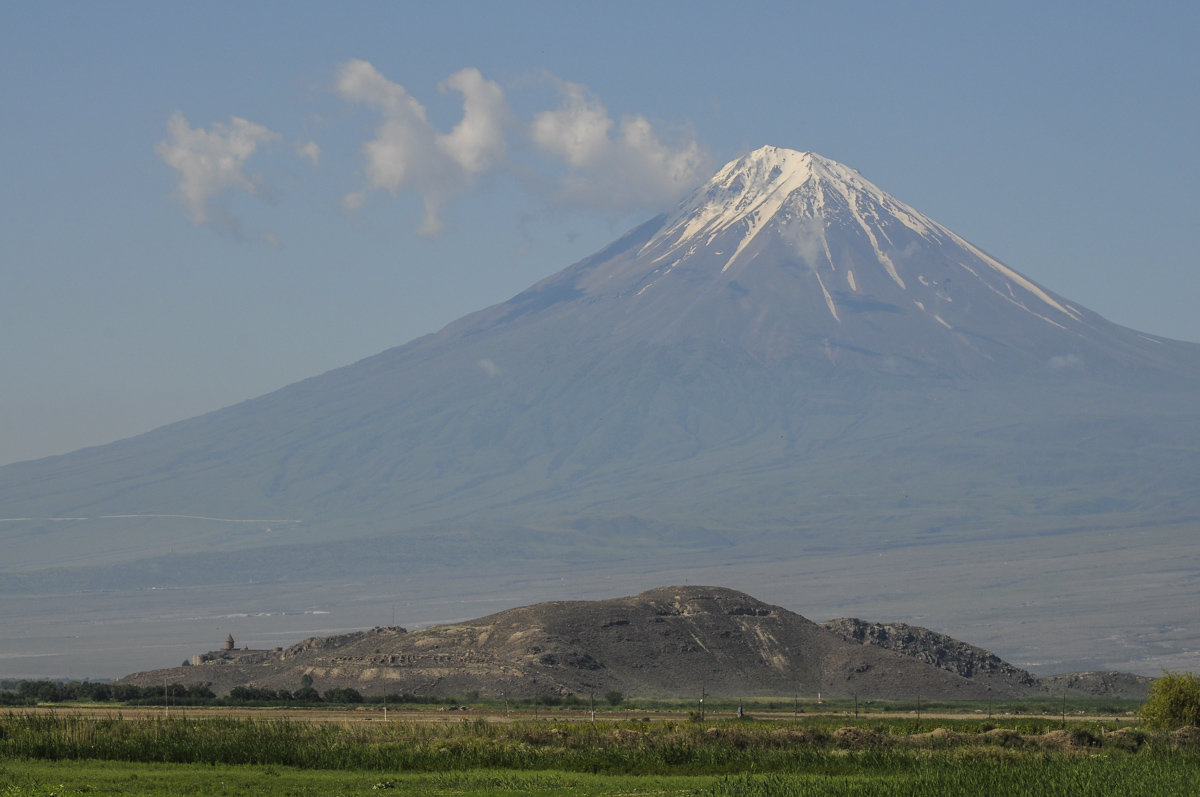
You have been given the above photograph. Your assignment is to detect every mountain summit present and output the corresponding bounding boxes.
[3,147,1199,678]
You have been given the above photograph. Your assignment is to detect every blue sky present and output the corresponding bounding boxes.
[2,1,1198,466]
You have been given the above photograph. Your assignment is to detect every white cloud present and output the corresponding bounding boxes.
[781,216,829,271]
[297,140,321,165]
[337,60,509,235]
[438,68,509,174]
[1048,353,1084,370]
[155,111,280,228]
[337,59,436,196]
[477,358,500,377]
[336,62,709,233]
[336,58,424,116]
[529,81,612,168]
[529,79,710,213]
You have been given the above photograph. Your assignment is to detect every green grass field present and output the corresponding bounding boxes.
[2,711,1197,796]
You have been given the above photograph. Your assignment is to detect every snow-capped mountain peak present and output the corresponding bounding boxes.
[628,146,1083,337]
[645,146,938,272]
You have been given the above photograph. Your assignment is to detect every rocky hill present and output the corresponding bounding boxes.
[119,587,1140,700]
[821,620,1152,699]
[1039,671,1155,700]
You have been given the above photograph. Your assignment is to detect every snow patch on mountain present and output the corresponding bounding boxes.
[950,234,1081,321]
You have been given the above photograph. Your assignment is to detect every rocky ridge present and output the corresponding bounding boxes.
[821,618,1041,686]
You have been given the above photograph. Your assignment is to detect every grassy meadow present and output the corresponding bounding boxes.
[2,708,1198,796]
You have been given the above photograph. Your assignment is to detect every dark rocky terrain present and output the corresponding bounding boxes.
[119,587,1149,700]
[822,619,1153,699]
[1038,671,1155,700]
[821,618,1041,686]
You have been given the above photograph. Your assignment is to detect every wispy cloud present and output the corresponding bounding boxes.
[336,60,509,235]
[529,81,613,168]
[1048,353,1084,370]
[160,62,710,238]
[297,140,321,165]
[530,78,710,212]
[336,61,708,231]
[155,112,280,238]
[438,68,510,175]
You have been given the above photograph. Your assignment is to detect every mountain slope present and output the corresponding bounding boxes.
[4,148,1196,525]
[2,146,1199,679]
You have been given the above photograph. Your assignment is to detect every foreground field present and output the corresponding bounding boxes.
[2,711,1198,796]
[5,756,1199,797]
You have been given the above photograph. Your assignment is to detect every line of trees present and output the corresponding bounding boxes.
[1,679,474,707]
[0,680,629,709]
[1,680,216,705]
[0,680,708,712]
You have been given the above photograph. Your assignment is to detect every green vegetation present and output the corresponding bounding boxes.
[0,682,1188,795]
[5,756,1197,797]
[1,711,1198,796]
[0,680,468,708]
[0,679,1151,722]
[0,681,216,707]
[1139,672,1200,729]
[0,760,715,796]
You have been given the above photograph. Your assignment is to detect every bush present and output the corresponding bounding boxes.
[228,685,280,703]
[324,687,364,704]
[1139,671,1200,729]
[293,686,322,703]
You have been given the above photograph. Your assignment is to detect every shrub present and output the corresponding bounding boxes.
[324,687,364,704]
[293,686,322,703]
[228,685,280,703]
[1139,671,1200,729]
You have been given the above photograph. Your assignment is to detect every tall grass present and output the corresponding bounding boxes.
[707,754,1200,797]
[2,712,1196,777]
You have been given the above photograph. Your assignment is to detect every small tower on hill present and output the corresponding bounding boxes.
[224,634,235,651]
